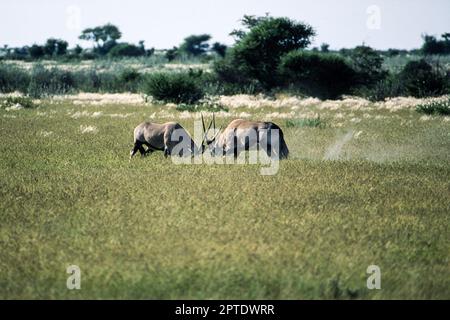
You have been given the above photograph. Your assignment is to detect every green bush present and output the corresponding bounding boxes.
[28,45,45,59]
[141,72,205,104]
[118,68,143,92]
[421,34,450,55]
[27,65,75,97]
[398,60,447,97]
[175,103,228,113]
[0,96,36,109]
[0,63,30,93]
[354,74,404,101]
[285,117,324,128]
[349,46,387,87]
[416,99,450,115]
[108,43,145,57]
[212,54,262,94]
[279,51,357,99]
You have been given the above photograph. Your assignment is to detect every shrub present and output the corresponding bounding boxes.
[211,42,227,57]
[141,72,205,104]
[72,69,101,92]
[44,38,68,57]
[0,96,36,109]
[81,52,98,60]
[0,63,30,93]
[349,46,388,87]
[27,65,75,97]
[354,74,404,101]
[285,117,324,128]
[29,45,45,59]
[118,68,143,92]
[212,54,262,94]
[398,60,446,97]
[108,43,145,57]
[416,99,450,115]
[175,103,228,113]
[165,47,179,62]
[279,51,357,99]
[421,34,450,55]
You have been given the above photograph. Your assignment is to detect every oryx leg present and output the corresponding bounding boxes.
[163,146,170,158]
[163,130,172,158]
[259,130,273,158]
[130,141,146,158]
[233,130,240,159]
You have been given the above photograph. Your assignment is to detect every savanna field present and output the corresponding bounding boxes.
[0,93,449,299]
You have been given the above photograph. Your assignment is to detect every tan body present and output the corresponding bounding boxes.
[208,119,289,159]
[130,122,200,158]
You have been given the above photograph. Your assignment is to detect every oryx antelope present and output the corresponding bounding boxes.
[202,115,289,159]
[130,121,206,158]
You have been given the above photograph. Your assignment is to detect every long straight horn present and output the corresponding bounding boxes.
[207,117,213,131]
[212,126,222,141]
[213,113,216,131]
[201,113,206,133]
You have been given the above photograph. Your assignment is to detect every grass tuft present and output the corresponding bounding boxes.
[285,117,324,128]
[0,96,36,109]
[416,98,450,116]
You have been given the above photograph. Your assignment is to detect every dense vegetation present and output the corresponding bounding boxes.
[1,16,449,102]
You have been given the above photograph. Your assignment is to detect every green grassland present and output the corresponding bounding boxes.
[0,97,449,299]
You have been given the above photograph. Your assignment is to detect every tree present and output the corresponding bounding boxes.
[211,42,227,57]
[421,35,446,55]
[442,33,450,42]
[73,45,83,55]
[44,38,68,56]
[349,45,387,86]
[29,44,45,59]
[227,16,315,88]
[79,23,122,55]
[55,40,68,56]
[179,34,211,56]
[320,43,330,53]
[12,47,29,60]
[229,14,271,41]
[108,43,145,57]
[165,47,178,62]
[399,60,446,97]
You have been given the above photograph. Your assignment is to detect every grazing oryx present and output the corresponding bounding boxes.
[202,115,289,159]
[130,121,207,159]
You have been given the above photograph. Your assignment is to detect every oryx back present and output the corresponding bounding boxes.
[218,119,289,159]
[131,121,199,158]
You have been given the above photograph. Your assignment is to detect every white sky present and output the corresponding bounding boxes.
[1,0,449,50]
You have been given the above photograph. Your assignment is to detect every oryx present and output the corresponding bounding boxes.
[130,121,207,159]
[202,115,289,159]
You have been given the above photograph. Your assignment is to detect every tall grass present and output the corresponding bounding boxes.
[416,98,450,115]
[0,63,30,93]
[1,99,449,299]
[285,117,324,128]
[0,63,147,96]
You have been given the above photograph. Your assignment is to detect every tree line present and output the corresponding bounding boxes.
[0,15,449,101]
[1,18,449,61]
[0,23,228,61]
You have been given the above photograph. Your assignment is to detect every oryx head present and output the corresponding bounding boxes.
[201,113,222,155]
